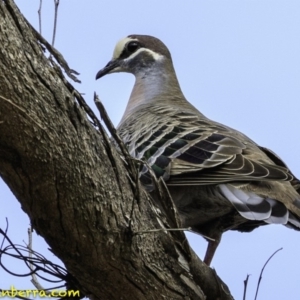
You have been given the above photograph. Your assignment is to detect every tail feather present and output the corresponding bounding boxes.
[285,212,300,230]
[219,184,300,228]
[219,184,271,221]
[264,198,288,224]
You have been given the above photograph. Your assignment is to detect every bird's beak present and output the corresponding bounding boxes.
[95,59,121,80]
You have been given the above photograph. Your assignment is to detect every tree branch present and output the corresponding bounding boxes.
[0,1,233,299]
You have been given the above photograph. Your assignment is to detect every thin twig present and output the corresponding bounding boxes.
[254,248,283,300]
[243,274,250,300]
[27,226,48,291]
[0,219,9,251]
[94,96,137,177]
[93,94,127,198]
[38,0,42,35]
[52,0,59,47]
[128,161,141,230]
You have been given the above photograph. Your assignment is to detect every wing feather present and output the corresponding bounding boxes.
[118,107,294,187]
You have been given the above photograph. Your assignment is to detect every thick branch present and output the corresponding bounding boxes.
[0,1,233,299]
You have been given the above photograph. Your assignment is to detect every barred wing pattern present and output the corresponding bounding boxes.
[119,106,292,188]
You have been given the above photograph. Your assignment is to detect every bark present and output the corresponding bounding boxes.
[0,1,233,299]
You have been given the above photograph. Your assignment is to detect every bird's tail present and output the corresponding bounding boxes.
[219,184,300,229]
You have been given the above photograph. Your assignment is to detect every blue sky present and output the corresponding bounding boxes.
[1,1,300,299]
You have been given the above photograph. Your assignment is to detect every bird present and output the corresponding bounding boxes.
[95,34,300,266]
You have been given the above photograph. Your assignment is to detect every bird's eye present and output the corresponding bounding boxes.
[127,41,140,54]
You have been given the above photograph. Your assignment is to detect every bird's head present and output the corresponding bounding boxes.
[95,35,172,79]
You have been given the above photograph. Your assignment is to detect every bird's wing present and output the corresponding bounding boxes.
[120,109,293,186]
[259,146,300,193]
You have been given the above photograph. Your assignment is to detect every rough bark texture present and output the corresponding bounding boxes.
[0,1,233,299]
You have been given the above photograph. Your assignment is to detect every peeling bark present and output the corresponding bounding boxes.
[0,1,233,299]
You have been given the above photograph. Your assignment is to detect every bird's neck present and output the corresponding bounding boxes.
[119,64,185,124]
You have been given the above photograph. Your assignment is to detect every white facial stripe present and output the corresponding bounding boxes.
[112,37,164,61]
[124,48,164,62]
[113,37,137,59]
